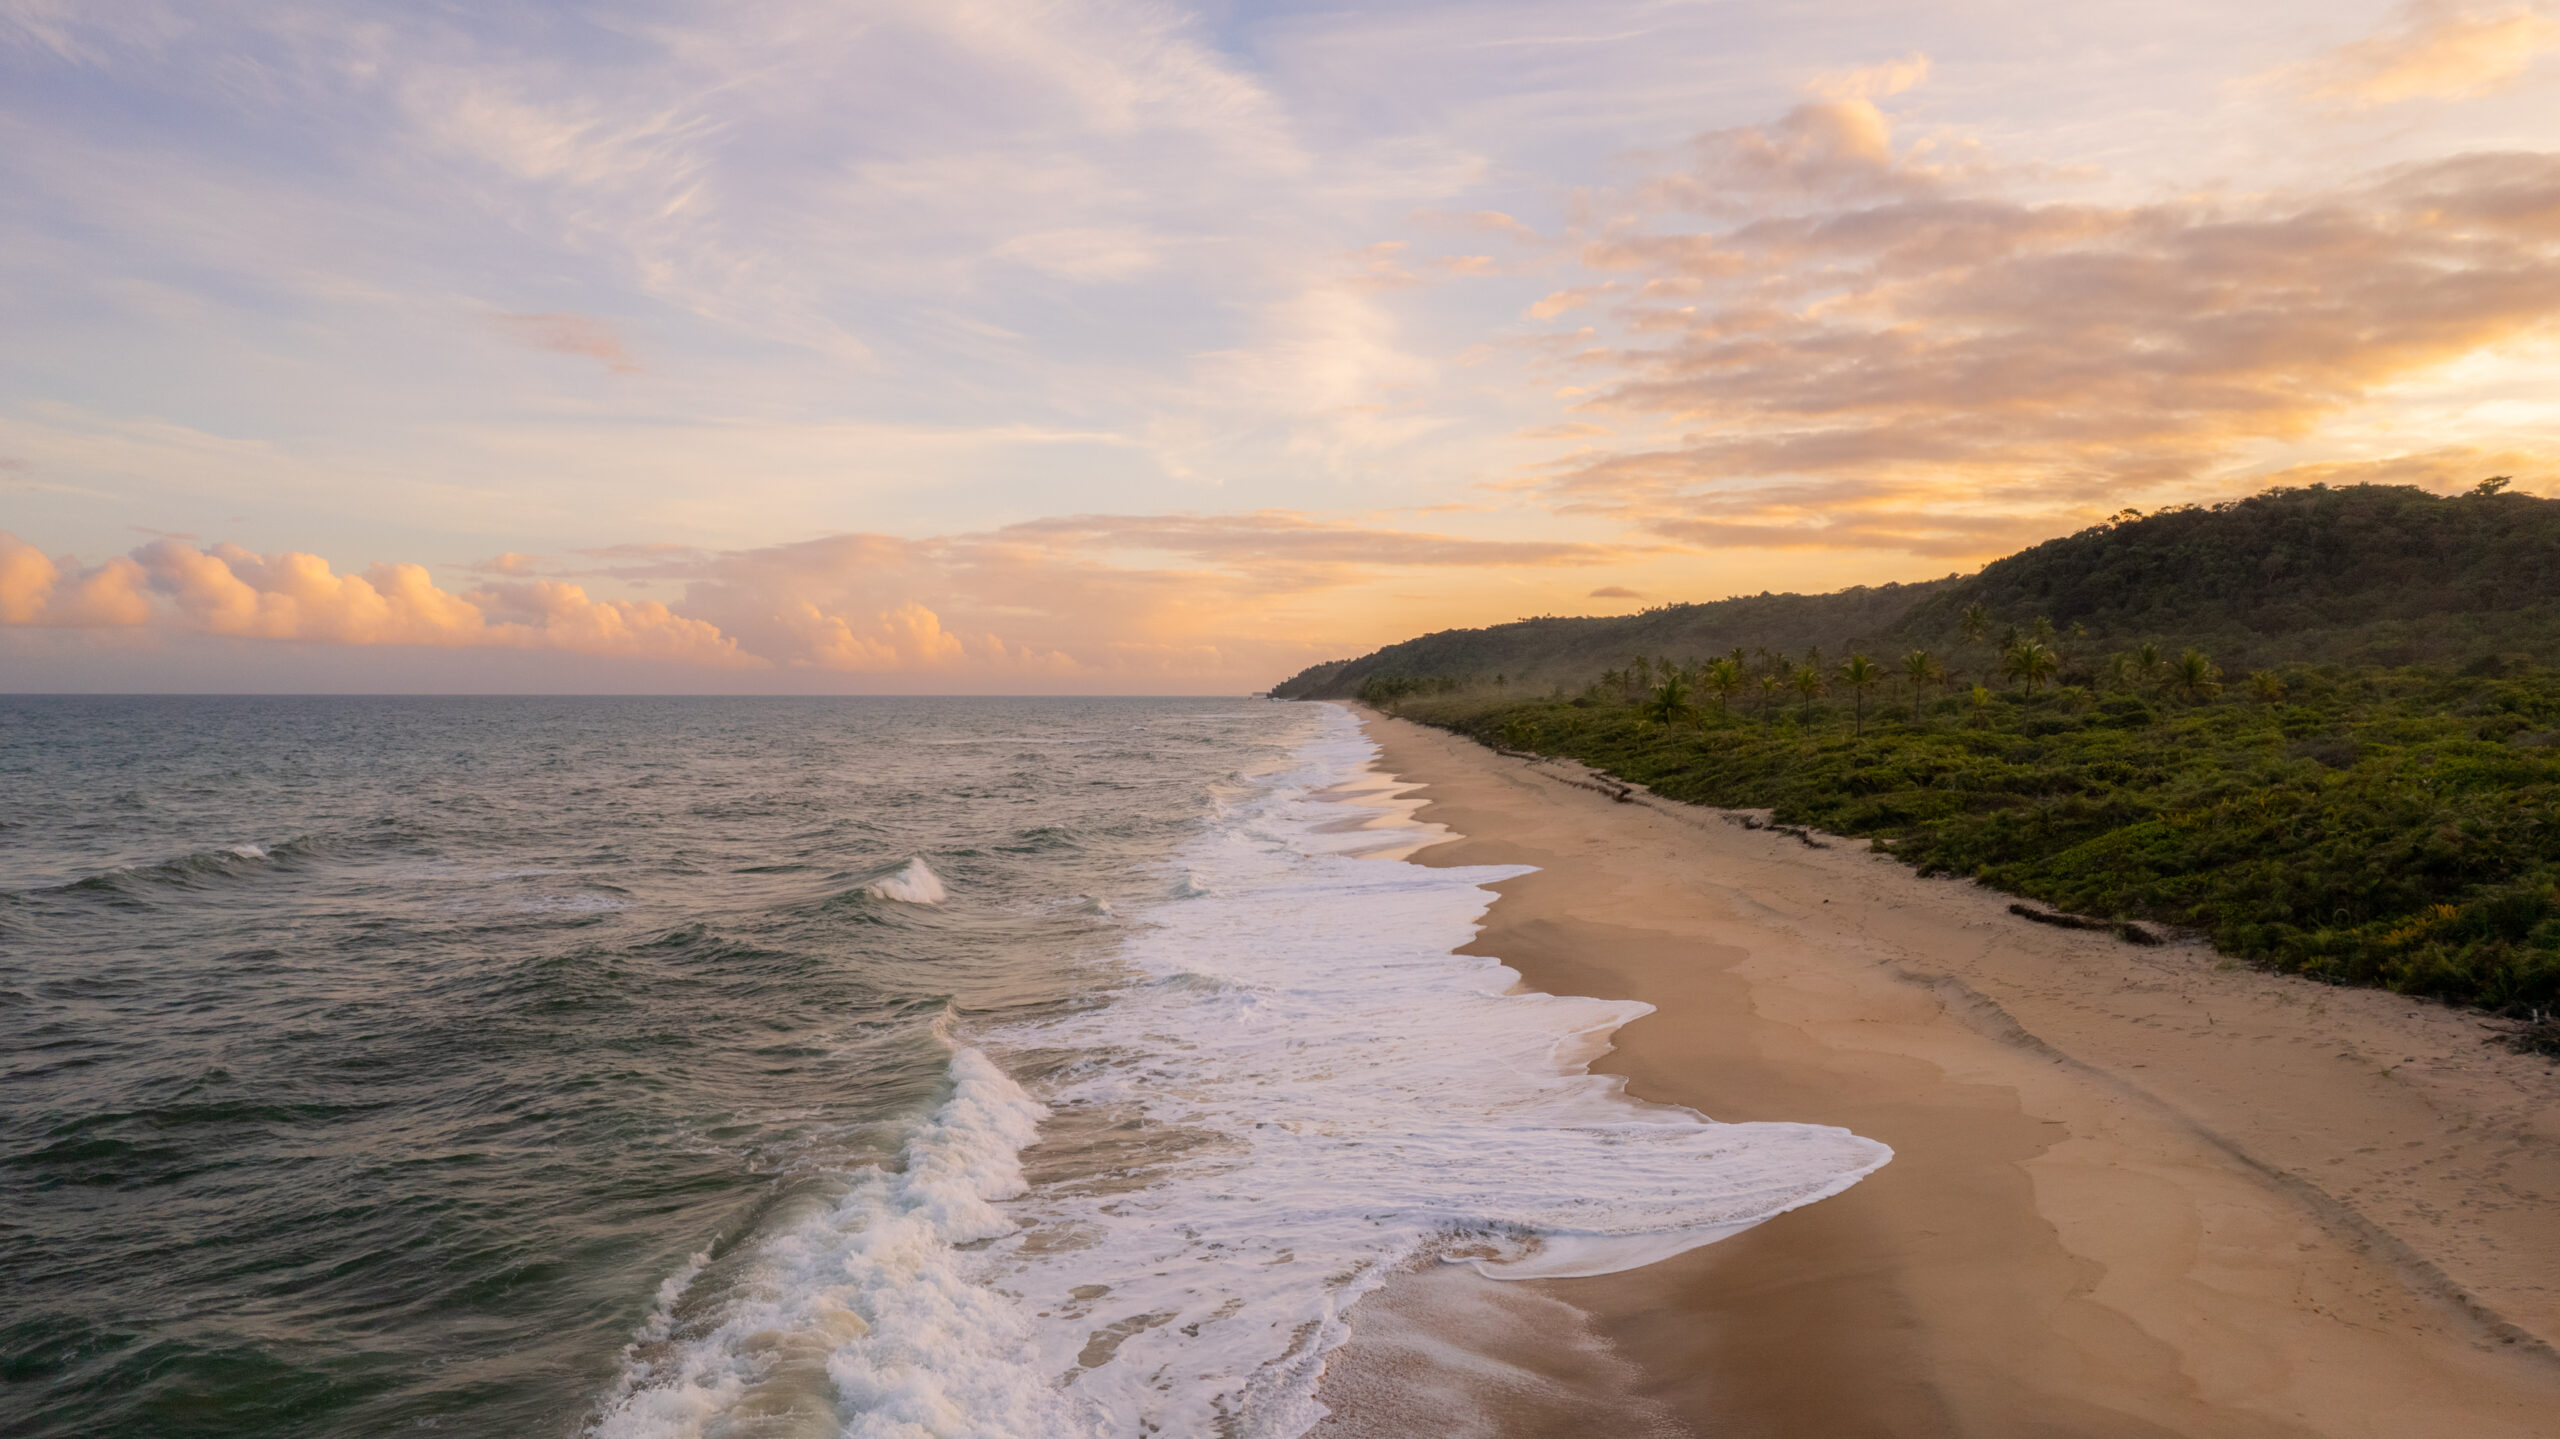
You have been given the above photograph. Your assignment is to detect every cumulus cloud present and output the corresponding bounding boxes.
[0,532,757,665]
[1526,84,2560,554]
[2290,1,2558,106]
[0,533,151,626]
[3,510,1622,683]
[653,512,1625,677]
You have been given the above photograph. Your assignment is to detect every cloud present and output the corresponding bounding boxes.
[1808,53,1932,103]
[1524,90,2560,556]
[1,506,1629,686]
[660,512,1631,677]
[2237,444,2556,492]
[0,532,757,665]
[2290,2,2558,106]
[984,511,1624,570]
[0,533,151,626]
[492,313,641,373]
[989,227,1166,282]
[472,579,749,665]
[1587,585,1643,599]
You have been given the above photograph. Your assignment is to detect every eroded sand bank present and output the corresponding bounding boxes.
[1313,709,2560,1439]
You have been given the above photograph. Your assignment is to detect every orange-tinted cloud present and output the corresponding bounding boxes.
[1529,92,2560,555]
[492,312,642,373]
[984,511,1622,571]
[0,532,755,665]
[3,512,1622,682]
[0,533,151,626]
[2291,1,2558,106]
[2239,445,2556,491]
[659,514,1626,678]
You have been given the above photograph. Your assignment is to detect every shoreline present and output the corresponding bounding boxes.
[1313,707,2560,1438]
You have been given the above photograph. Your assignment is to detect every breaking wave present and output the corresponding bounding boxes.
[859,858,948,906]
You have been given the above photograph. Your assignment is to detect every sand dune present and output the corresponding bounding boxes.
[1316,708,2560,1439]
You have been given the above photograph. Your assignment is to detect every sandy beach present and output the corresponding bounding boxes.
[1313,707,2560,1439]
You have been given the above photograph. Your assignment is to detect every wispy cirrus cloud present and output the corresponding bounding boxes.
[2283,1,2558,107]
[492,313,640,374]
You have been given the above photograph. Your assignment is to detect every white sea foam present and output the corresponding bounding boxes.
[963,703,1891,1435]
[600,705,1889,1438]
[222,843,269,860]
[587,1044,1056,1439]
[861,857,947,905]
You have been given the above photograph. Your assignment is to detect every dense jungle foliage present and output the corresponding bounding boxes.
[1383,645,2560,1041]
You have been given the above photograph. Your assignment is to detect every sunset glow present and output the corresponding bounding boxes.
[6,0,2557,690]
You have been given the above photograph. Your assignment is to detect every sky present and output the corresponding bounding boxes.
[3,0,2557,692]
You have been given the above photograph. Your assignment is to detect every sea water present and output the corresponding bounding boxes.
[1,696,1886,1437]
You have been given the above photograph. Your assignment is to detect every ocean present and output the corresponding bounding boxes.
[0,696,1887,1437]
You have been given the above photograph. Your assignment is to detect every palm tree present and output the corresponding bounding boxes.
[1904,649,1942,722]
[2248,670,2286,704]
[2173,649,2223,703]
[1960,602,1990,647]
[1647,670,1693,725]
[1630,656,1652,699]
[1840,654,1881,737]
[2002,640,2061,695]
[1793,663,1824,722]
[2134,641,2166,691]
[2022,642,2060,694]
[1967,683,1995,727]
[1704,657,1744,718]
[1758,673,1783,723]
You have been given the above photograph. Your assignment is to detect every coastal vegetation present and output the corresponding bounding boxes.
[1282,483,2560,1048]
[1383,648,2560,1043]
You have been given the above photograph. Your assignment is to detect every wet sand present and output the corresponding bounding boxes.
[1313,709,2560,1439]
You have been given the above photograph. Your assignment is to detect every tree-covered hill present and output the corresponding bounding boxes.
[1270,580,1955,698]
[1272,482,2560,697]
[1888,482,2560,668]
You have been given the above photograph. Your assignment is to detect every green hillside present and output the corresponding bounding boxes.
[1271,580,1953,700]
[1273,482,2560,698]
